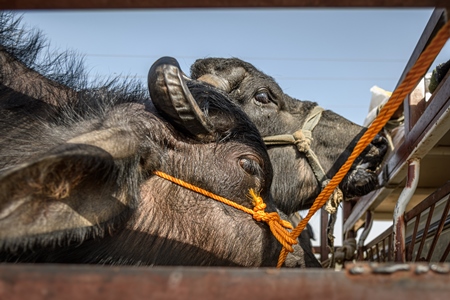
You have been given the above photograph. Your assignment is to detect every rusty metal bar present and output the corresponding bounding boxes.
[426,199,450,261]
[1,0,449,10]
[402,182,450,262]
[393,159,420,262]
[362,181,450,263]
[0,263,449,300]
[440,241,450,262]
[358,241,365,260]
[386,236,390,261]
[366,247,371,261]
[320,208,329,263]
[357,210,373,260]
[375,243,380,262]
[415,204,435,261]
[407,215,421,261]
[388,233,394,261]
[405,182,450,221]
[342,200,357,241]
[364,225,392,254]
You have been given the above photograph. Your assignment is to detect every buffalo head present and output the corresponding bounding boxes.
[0,13,319,267]
[191,57,388,214]
[0,12,300,266]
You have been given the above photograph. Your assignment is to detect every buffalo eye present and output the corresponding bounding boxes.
[254,89,271,105]
[239,156,262,176]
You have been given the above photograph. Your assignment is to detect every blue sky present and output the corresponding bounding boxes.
[16,8,449,126]
[14,9,450,244]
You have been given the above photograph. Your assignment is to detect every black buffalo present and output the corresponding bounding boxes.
[0,14,308,267]
[191,58,388,215]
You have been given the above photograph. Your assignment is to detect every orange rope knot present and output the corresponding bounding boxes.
[249,189,297,253]
[153,171,298,255]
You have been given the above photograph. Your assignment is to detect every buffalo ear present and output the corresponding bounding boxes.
[148,56,214,138]
[0,144,133,251]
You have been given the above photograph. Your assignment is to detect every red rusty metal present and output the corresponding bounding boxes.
[320,208,329,263]
[357,210,373,260]
[394,214,407,262]
[0,263,449,300]
[426,199,450,261]
[404,181,450,261]
[441,241,450,261]
[405,181,450,221]
[415,204,435,261]
[388,232,393,261]
[393,159,420,262]
[407,215,421,261]
[361,181,450,263]
[342,200,357,241]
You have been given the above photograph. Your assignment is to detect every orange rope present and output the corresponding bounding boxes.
[153,171,297,254]
[153,21,449,268]
[276,20,450,268]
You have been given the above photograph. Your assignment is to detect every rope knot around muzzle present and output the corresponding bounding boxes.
[249,189,297,252]
[292,130,344,215]
[292,129,313,153]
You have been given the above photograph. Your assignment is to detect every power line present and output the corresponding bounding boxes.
[275,76,398,81]
[84,53,406,63]
[87,74,398,81]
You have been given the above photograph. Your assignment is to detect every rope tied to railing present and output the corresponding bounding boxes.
[276,19,450,268]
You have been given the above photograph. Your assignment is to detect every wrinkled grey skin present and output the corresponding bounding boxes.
[191,58,388,214]
[0,14,310,267]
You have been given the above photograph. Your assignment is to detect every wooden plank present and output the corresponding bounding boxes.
[1,0,449,10]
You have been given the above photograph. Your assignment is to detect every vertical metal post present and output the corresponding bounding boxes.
[343,200,357,240]
[357,210,373,261]
[320,208,329,263]
[393,158,420,262]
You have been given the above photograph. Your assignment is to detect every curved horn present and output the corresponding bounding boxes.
[148,56,213,136]
[196,74,231,92]
[194,64,246,94]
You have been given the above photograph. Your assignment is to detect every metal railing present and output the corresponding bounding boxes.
[362,181,450,262]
